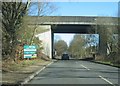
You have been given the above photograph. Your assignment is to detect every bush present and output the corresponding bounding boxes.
[107,52,118,63]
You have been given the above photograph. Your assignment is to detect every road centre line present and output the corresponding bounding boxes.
[99,75,116,86]
[81,64,90,70]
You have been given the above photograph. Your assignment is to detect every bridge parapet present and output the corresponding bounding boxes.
[26,16,118,25]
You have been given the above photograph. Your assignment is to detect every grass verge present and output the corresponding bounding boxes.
[2,58,47,72]
[94,61,120,68]
[2,58,51,84]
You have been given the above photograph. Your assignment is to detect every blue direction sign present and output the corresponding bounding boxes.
[24,45,37,58]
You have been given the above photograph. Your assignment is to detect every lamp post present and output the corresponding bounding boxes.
[94,18,97,35]
[94,18,97,54]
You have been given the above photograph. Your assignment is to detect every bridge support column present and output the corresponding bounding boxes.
[36,25,52,59]
[51,31,54,59]
[98,29,107,57]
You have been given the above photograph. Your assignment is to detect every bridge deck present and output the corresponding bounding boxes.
[27,16,118,25]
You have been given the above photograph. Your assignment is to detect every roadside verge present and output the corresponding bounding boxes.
[20,61,53,85]
[90,60,120,68]
[2,59,56,85]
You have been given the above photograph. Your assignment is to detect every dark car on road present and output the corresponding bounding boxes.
[61,53,69,60]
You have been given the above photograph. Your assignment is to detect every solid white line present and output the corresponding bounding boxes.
[35,61,53,75]
[47,62,53,66]
[21,61,53,84]
[99,75,115,86]
[81,64,90,70]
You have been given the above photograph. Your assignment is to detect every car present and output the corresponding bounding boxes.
[61,53,69,60]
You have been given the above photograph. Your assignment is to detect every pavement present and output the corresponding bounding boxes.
[25,60,119,85]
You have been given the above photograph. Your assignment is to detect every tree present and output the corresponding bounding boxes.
[94,17,118,57]
[118,19,120,63]
[28,2,57,45]
[68,34,85,59]
[118,6,120,63]
[2,1,31,60]
[92,17,118,63]
[54,40,68,56]
[85,34,98,53]
[2,1,57,61]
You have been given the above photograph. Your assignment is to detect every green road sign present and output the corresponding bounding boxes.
[24,45,37,58]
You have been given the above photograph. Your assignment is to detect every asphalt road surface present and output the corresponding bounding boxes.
[27,60,119,85]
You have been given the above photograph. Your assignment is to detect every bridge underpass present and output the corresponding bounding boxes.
[52,24,93,33]
[51,24,96,59]
[27,16,117,59]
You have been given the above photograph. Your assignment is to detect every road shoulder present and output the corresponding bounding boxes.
[2,59,54,85]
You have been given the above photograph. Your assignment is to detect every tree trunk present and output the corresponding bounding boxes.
[118,20,120,56]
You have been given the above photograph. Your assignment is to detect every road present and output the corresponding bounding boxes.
[27,60,119,85]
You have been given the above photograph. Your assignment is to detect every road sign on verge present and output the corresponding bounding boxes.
[24,45,37,58]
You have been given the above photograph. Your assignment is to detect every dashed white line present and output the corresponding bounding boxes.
[99,75,116,86]
[81,64,90,70]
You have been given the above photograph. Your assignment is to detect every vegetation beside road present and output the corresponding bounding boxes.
[2,58,47,72]
[2,57,51,84]
[94,60,120,68]
[1,1,56,84]
[94,55,120,68]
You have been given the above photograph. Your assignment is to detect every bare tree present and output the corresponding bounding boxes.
[93,17,118,63]
[2,1,31,60]
[16,2,58,60]
[94,17,117,56]
[28,2,57,45]
[2,1,57,60]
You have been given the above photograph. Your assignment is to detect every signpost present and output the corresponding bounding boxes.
[24,45,37,59]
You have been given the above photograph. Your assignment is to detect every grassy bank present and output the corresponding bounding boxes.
[2,58,51,84]
[2,58,50,72]
[94,60,120,68]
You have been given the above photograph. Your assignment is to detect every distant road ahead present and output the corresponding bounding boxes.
[28,60,119,85]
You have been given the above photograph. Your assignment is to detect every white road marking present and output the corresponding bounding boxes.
[81,64,90,70]
[21,61,53,84]
[36,62,53,75]
[99,75,116,86]
[47,62,53,66]
[34,77,45,79]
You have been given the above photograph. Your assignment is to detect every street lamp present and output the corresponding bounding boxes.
[94,18,98,54]
[94,18,97,35]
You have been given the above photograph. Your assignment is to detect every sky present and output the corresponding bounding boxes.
[54,2,118,17]
[29,2,118,17]
[53,2,118,45]
[54,33,75,46]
